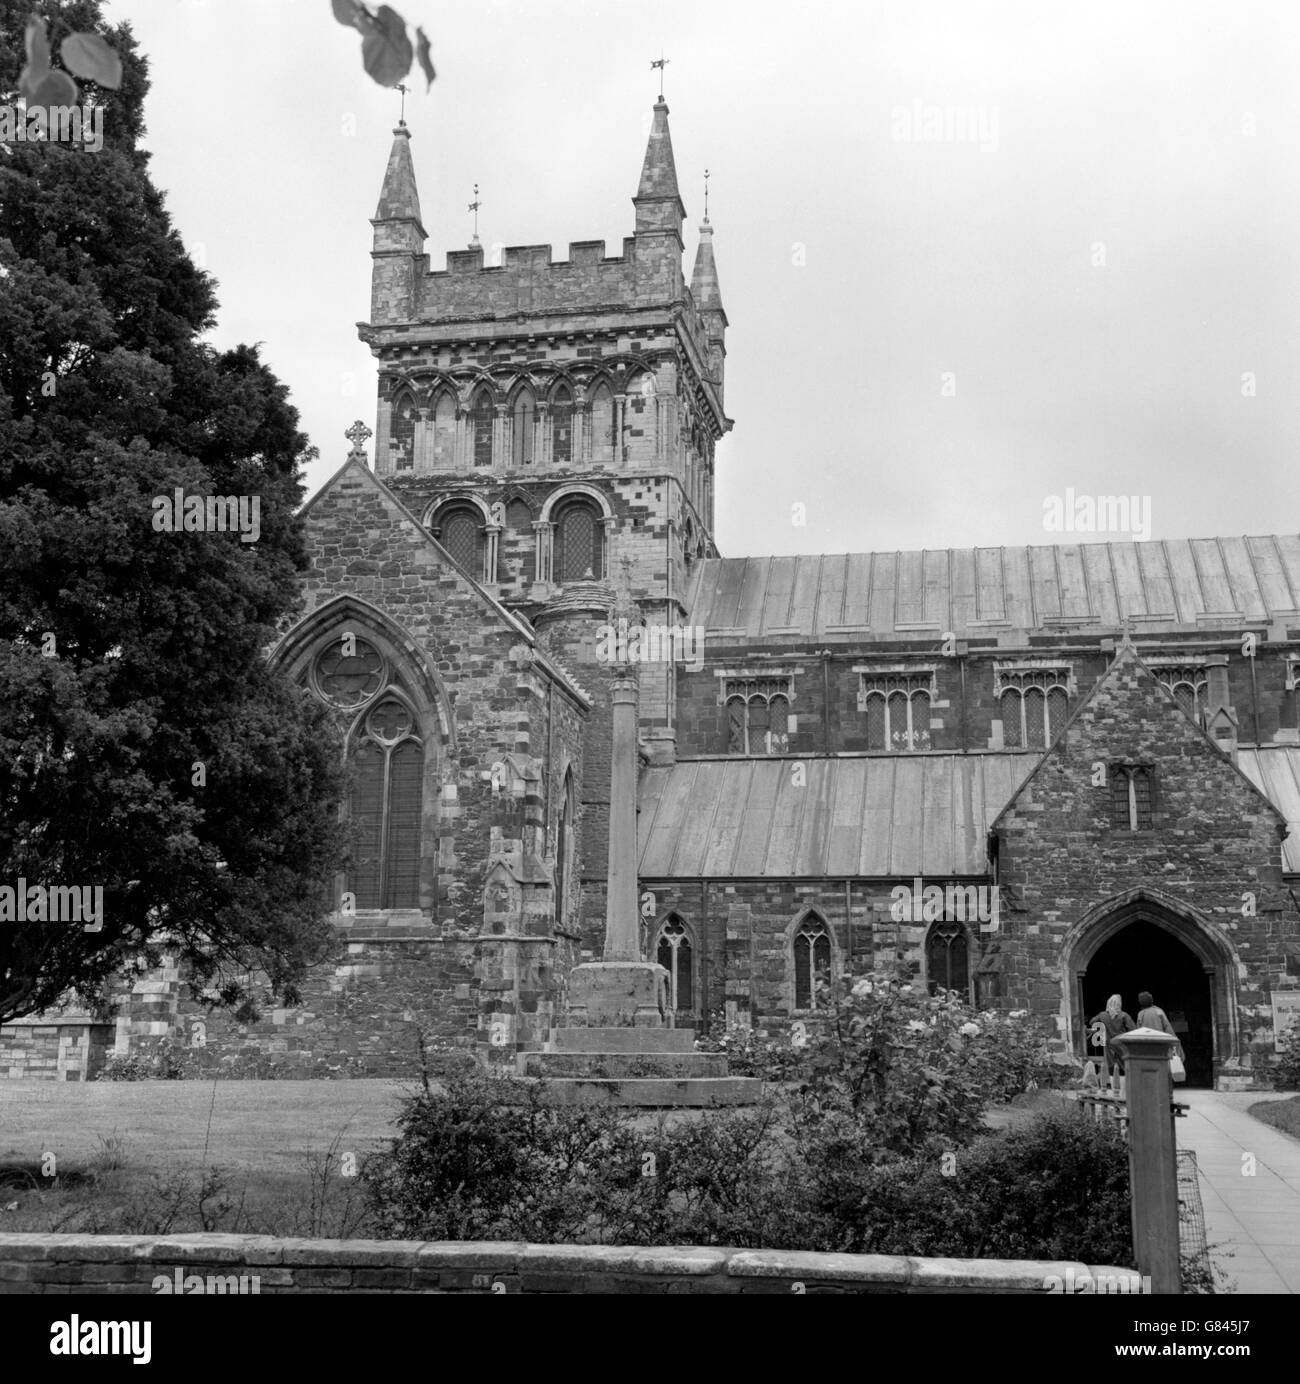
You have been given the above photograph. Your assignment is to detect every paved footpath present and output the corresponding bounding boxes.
[1175,1091,1300,1293]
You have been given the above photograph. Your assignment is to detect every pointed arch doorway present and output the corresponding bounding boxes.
[1066,890,1237,1090]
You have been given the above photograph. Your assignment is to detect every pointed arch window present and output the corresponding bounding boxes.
[926,921,971,1000]
[554,497,603,581]
[793,913,832,1011]
[390,391,416,471]
[997,668,1071,749]
[1156,666,1208,724]
[432,391,457,470]
[551,385,574,467]
[656,916,694,1017]
[348,696,424,910]
[431,503,484,578]
[724,677,793,754]
[511,387,536,467]
[471,388,495,468]
[589,381,614,466]
[1110,763,1154,831]
[860,674,932,752]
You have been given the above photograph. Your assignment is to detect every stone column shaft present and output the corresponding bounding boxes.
[605,678,639,961]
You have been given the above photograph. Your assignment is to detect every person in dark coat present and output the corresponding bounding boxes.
[1090,993,1136,1076]
[1136,990,1185,1063]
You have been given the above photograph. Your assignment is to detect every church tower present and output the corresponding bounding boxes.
[359,99,732,737]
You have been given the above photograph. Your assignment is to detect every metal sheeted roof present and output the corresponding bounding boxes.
[1238,746,1300,873]
[637,755,1036,878]
[639,746,1300,879]
[686,537,1300,641]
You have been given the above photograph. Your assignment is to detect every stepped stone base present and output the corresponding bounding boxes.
[565,962,671,1027]
[552,1026,696,1053]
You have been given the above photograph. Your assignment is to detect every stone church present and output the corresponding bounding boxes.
[6,99,1300,1088]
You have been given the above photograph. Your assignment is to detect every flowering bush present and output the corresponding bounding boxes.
[1275,1024,1300,1091]
[789,972,1064,1162]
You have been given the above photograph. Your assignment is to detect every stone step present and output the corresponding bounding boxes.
[522,1051,729,1079]
[524,1077,763,1107]
[551,1027,696,1053]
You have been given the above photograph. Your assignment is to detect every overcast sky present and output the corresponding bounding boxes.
[102,0,1300,556]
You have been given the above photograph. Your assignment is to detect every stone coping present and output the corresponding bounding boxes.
[0,1235,1144,1294]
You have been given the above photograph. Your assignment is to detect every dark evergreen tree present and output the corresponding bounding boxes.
[0,0,345,1024]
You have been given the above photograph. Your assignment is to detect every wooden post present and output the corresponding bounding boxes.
[1112,1028,1181,1295]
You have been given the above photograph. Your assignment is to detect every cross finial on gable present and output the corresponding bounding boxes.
[345,420,373,464]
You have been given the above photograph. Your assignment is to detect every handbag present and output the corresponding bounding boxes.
[1170,1052,1186,1083]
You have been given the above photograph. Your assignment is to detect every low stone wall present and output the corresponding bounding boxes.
[0,1019,114,1082]
[0,1234,1144,1294]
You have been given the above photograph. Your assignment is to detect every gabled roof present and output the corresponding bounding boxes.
[987,637,1287,835]
[638,753,1036,878]
[686,537,1300,642]
[299,456,591,709]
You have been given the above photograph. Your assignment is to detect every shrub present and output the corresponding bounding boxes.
[791,973,1060,1161]
[792,1106,1133,1264]
[1274,1025,1300,1092]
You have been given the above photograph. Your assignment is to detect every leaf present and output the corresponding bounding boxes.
[27,69,80,108]
[415,26,436,89]
[25,14,50,77]
[60,33,123,90]
[331,0,366,28]
[361,4,413,87]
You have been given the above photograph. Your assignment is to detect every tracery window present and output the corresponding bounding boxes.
[860,674,932,752]
[997,668,1070,749]
[793,913,832,1011]
[347,697,423,909]
[311,638,424,912]
[1156,665,1208,723]
[1110,763,1154,831]
[724,676,792,754]
[553,497,603,581]
[656,916,694,1016]
[926,921,971,1000]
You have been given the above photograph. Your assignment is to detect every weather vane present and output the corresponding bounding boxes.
[650,53,669,100]
[468,183,481,245]
[704,168,710,218]
[396,82,408,125]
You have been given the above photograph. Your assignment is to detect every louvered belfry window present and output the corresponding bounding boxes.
[390,391,416,470]
[551,386,574,466]
[471,390,495,468]
[349,697,424,909]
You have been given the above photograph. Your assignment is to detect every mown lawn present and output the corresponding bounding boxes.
[0,1078,411,1236]
[1248,1093,1300,1141]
